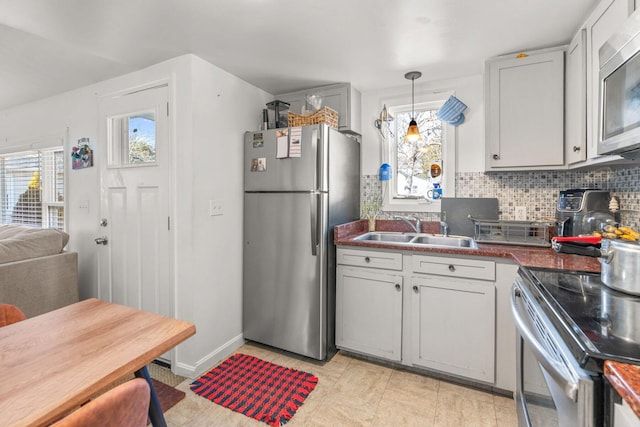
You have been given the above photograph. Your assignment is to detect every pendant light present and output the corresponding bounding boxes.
[404,71,422,142]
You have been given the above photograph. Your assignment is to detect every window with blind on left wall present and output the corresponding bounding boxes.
[0,147,65,230]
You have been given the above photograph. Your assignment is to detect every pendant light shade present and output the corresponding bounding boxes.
[404,71,422,142]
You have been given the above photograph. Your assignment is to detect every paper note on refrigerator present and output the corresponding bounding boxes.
[276,128,289,158]
[289,127,302,157]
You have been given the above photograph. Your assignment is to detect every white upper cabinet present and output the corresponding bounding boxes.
[584,0,636,160]
[485,48,565,170]
[566,29,588,165]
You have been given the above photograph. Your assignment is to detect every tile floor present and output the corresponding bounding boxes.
[164,343,517,426]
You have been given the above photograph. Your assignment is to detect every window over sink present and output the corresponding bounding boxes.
[383,93,456,213]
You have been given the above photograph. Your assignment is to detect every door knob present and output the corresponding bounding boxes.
[395,283,401,291]
[95,236,108,245]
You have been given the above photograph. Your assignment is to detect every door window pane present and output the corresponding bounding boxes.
[109,111,156,166]
[129,114,156,164]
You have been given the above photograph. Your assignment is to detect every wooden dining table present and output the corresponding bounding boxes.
[0,298,196,427]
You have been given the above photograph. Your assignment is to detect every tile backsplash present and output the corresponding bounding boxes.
[361,165,640,229]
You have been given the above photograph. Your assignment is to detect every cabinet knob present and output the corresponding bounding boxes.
[448,264,456,272]
[573,146,581,152]
[412,285,419,293]
[395,283,401,291]
[364,256,371,263]
[492,154,500,160]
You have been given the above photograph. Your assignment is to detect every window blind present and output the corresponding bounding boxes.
[0,147,65,230]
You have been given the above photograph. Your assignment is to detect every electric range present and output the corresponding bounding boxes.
[519,266,640,373]
[513,266,640,426]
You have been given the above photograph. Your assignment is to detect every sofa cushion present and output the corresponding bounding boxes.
[0,225,70,264]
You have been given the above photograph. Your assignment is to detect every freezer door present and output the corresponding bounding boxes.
[243,192,328,359]
[244,125,327,192]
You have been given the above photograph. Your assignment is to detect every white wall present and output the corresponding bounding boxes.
[360,74,485,179]
[0,85,100,301]
[173,56,272,375]
[0,54,272,378]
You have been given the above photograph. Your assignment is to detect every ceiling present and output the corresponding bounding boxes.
[0,0,599,111]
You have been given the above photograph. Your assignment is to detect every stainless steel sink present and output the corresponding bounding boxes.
[410,234,477,248]
[354,232,416,243]
[354,232,477,249]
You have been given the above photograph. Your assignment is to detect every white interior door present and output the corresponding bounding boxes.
[97,84,172,325]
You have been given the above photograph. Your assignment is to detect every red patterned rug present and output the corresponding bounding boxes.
[190,353,318,427]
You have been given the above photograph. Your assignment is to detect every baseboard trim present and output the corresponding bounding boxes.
[173,334,244,378]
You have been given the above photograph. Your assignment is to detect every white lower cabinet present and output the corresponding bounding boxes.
[336,266,403,361]
[410,274,495,382]
[336,247,517,392]
[335,249,403,362]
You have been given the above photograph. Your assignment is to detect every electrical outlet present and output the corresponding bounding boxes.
[515,206,527,221]
[209,200,224,216]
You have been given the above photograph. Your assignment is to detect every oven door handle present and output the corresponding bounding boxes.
[511,285,579,402]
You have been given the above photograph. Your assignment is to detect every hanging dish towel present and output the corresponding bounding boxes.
[438,96,468,126]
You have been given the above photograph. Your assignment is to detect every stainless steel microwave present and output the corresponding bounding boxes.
[599,8,640,160]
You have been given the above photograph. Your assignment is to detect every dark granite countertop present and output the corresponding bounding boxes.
[605,361,640,419]
[334,219,601,273]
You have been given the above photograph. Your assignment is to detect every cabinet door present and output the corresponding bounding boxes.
[310,85,348,129]
[585,0,636,159]
[275,83,361,134]
[411,274,495,383]
[486,50,565,169]
[566,29,588,165]
[336,265,403,361]
[274,92,305,116]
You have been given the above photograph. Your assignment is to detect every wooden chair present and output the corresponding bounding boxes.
[51,378,151,427]
[0,304,26,327]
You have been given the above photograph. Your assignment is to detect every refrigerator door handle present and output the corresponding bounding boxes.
[312,128,320,191]
[310,192,319,256]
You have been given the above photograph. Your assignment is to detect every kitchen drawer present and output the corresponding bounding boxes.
[337,248,403,271]
[412,255,495,281]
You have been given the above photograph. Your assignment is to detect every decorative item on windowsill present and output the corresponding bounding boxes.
[71,137,93,170]
[437,95,467,126]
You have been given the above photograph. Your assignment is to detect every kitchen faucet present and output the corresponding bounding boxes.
[394,215,421,233]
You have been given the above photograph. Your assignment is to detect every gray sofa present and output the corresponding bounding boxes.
[0,225,78,318]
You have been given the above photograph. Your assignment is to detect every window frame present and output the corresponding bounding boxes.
[0,137,66,230]
[382,92,456,213]
[107,109,158,169]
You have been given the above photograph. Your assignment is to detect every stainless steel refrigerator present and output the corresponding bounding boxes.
[243,124,360,360]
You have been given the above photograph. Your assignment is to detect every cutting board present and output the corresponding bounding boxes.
[440,198,500,237]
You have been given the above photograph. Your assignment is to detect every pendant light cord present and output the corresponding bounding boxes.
[411,77,415,119]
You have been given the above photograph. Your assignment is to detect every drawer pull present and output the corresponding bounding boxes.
[364,256,371,263]
[413,285,419,293]
[448,264,456,272]
[395,283,401,291]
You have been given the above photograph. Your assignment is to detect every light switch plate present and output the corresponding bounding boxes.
[209,200,223,216]
[515,206,527,221]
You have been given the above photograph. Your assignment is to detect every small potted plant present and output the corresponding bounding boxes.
[361,194,383,232]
